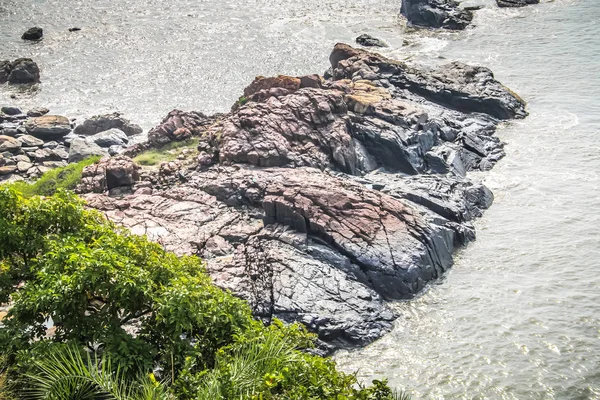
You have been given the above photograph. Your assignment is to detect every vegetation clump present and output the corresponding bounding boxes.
[0,188,408,399]
[5,156,101,198]
[133,138,199,166]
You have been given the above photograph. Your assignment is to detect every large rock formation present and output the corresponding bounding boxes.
[81,44,526,349]
[400,0,474,30]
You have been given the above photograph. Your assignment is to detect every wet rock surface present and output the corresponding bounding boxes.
[356,34,387,48]
[496,0,539,6]
[400,0,474,30]
[21,27,43,41]
[79,44,526,349]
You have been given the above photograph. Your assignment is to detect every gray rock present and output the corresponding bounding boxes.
[24,115,71,139]
[1,106,22,115]
[108,145,124,156]
[0,60,10,83]
[88,128,129,148]
[400,0,474,30]
[355,34,387,48]
[7,58,40,84]
[21,27,43,41]
[42,140,59,149]
[0,135,21,153]
[17,134,44,147]
[68,138,109,163]
[16,161,33,172]
[13,154,31,163]
[27,107,50,117]
[0,165,16,175]
[73,113,143,137]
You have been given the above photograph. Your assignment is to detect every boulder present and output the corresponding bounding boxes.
[77,156,140,193]
[73,113,143,137]
[0,135,21,153]
[68,138,109,163]
[0,60,10,83]
[0,165,16,175]
[7,58,40,84]
[147,110,215,146]
[24,115,71,139]
[87,128,129,148]
[17,134,44,147]
[400,0,474,30]
[27,107,50,117]
[355,34,387,47]
[1,106,22,115]
[21,27,43,41]
[16,161,33,172]
[497,0,539,6]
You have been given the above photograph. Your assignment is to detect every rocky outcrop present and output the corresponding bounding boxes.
[497,0,539,6]
[400,0,474,30]
[81,44,526,349]
[24,115,72,139]
[73,113,143,137]
[356,34,387,48]
[22,27,43,41]
[0,58,41,84]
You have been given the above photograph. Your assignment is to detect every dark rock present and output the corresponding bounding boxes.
[68,27,81,32]
[497,0,539,6]
[1,106,22,115]
[355,34,387,48]
[400,0,474,30]
[21,27,43,41]
[7,58,40,84]
[27,107,50,117]
[0,60,10,83]
[24,115,71,139]
[73,113,142,137]
[77,156,139,193]
[68,138,109,163]
[0,165,16,175]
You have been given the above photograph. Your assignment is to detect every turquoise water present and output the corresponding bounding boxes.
[2,0,599,398]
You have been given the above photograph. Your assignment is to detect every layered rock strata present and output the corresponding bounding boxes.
[81,44,526,349]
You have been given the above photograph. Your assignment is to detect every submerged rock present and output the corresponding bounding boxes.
[21,27,43,41]
[6,58,40,84]
[355,34,388,48]
[1,106,22,116]
[81,44,526,349]
[400,0,474,30]
[497,0,539,6]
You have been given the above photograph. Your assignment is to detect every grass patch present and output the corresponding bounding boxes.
[4,156,101,198]
[133,138,199,166]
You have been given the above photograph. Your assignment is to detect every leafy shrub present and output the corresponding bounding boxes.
[5,156,101,197]
[0,188,406,399]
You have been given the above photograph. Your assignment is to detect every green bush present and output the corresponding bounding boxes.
[5,156,101,197]
[0,188,406,399]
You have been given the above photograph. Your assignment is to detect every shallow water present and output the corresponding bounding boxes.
[2,0,599,398]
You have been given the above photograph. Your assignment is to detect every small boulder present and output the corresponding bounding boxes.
[17,161,33,172]
[88,128,129,148]
[16,134,44,147]
[356,34,388,48]
[68,138,109,163]
[1,106,23,115]
[27,107,50,117]
[68,27,81,32]
[21,27,43,41]
[73,113,143,137]
[0,165,17,175]
[7,58,40,84]
[0,135,21,153]
[24,115,71,139]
